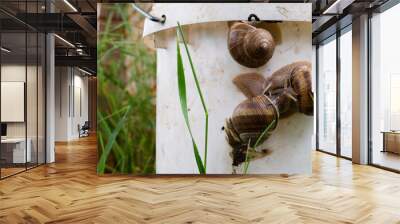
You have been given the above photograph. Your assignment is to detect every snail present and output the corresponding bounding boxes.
[228,22,275,68]
[265,61,313,115]
[233,61,313,115]
[225,61,314,166]
[225,90,297,166]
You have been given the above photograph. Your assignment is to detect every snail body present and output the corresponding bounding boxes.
[228,22,275,68]
[267,88,298,117]
[233,72,267,98]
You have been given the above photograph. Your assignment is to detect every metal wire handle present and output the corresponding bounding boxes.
[131,3,166,24]
[248,14,260,22]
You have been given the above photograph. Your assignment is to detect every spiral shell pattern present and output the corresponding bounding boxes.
[228,22,275,68]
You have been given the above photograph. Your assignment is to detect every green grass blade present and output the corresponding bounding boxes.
[192,140,206,174]
[97,111,124,164]
[97,106,132,174]
[243,119,276,174]
[254,119,276,148]
[98,105,129,123]
[98,128,105,159]
[176,36,206,174]
[177,23,208,115]
[243,139,251,174]
[177,22,209,172]
[204,115,209,170]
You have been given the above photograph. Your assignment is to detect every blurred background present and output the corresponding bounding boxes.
[97,3,156,174]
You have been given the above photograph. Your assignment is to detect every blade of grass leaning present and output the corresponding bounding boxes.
[98,105,129,123]
[97,111,125,166]
[243,139,251,174]
[243,119,276,174]
[177,22,209,171]
[97,105,132,174]
[176,34,206,174]
[98,110,126,173]
[98,129,105,163]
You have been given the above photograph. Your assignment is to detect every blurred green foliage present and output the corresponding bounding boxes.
[97,4,156,174]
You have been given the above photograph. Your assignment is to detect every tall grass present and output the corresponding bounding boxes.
[97,4,156,174]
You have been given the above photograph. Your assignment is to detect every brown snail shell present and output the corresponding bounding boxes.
[228,22,275,68]
[264,61,311,91]
[232,72,299,117]
[225,94,282,166]
[263,61,313,116]
[249,22,282,45]
[290,65,313,115]
[231,95,279,143]
[225,118,242,149]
